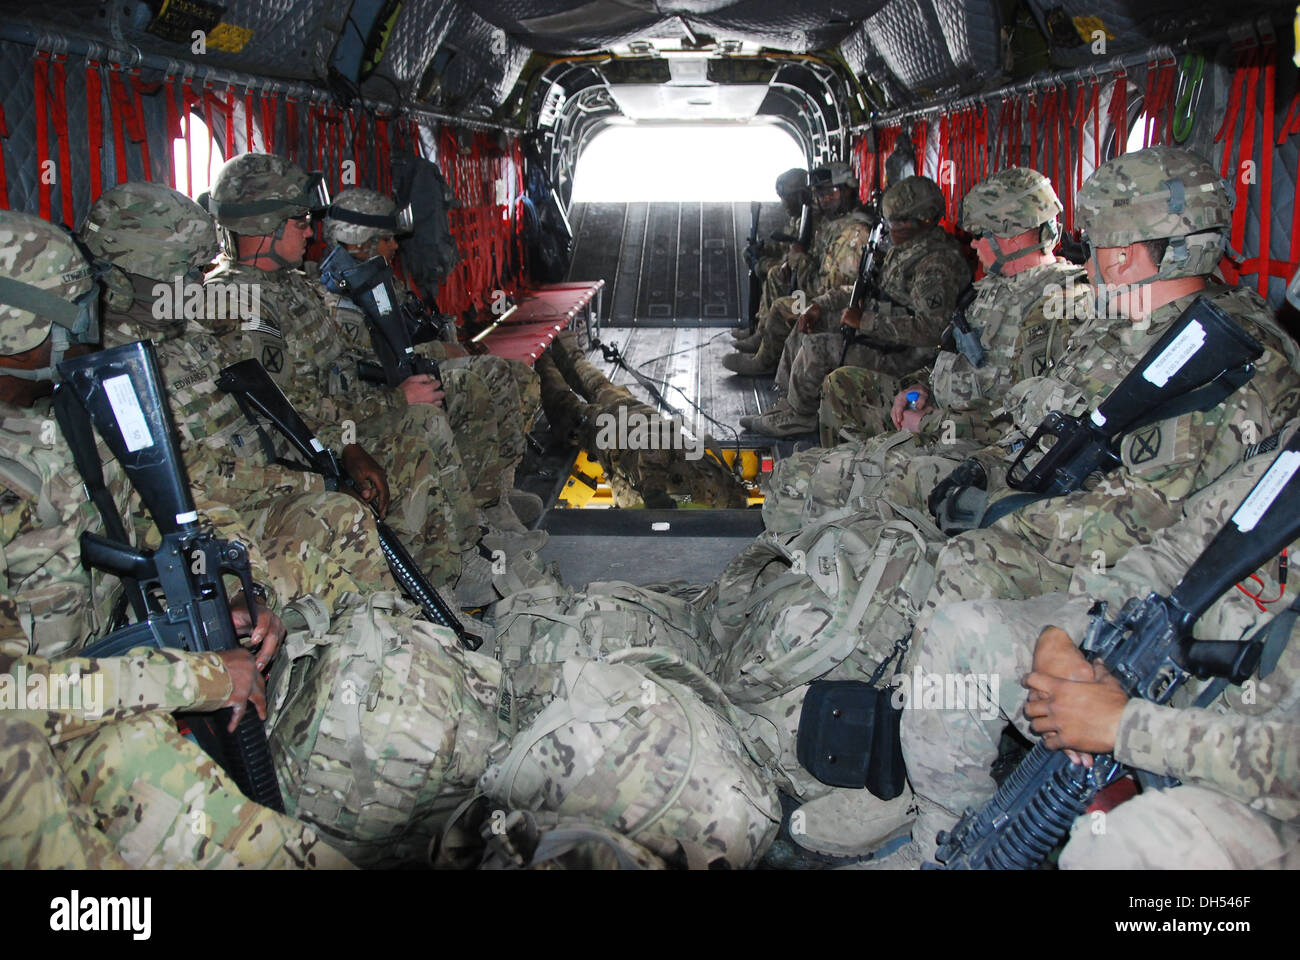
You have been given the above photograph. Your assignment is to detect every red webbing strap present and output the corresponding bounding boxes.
[105,65,130,185]
[160,75,180,190]
[127,70,152,181]
[33,53,52,220]
[1230,49,1259,259]
[285,96,299,164]
[49,55,75,224]
[86,63,105,199]
[261,92,276,155]
[1215,49,1249,180]
[1236,45,1277,297]
[912,120,927,177]
[244,89,255,152]
[1012,98,1023,169]
[224,86,237,156]
[1108,72,1127,158]
[375,118,391,195]
[0,99,9,209]
[1028,93,1039,169]
[1091,79,1101,171]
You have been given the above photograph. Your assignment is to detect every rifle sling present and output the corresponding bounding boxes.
[52,387,149,623]
[225,387,317,475]
[1193,590,1300,709]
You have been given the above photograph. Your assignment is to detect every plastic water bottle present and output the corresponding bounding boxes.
[905,390,921,410]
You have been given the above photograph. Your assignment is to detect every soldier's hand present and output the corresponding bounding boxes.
[1021,665,1128,763]
[1029,626,1093,684]
[342,443,391,518]
[890,385,931,430]
[216,648,267,732]
[797,302,822,333]
[228,591,286,671]
[441,343,469,359]
[790,243,806,256]
[840,305,862,330]
[399,374,445,407]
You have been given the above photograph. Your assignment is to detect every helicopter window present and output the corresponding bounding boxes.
[171,114,224,200]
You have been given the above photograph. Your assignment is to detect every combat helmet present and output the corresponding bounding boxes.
[82,181,218,283]
[200,153,329,236]
[1075,146,1230,280]
[883,175,945,224]
[324,187,413,248]
[775,168,808,198]
[809,161,859,191]
[0,209,100,376]
[961,167,1062,274]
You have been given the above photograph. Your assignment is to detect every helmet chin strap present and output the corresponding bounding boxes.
[985,222,1058,276]
[238,221,301,270]
[3,324,70,382]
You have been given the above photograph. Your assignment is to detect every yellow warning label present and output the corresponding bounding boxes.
[207,22,254,53]
[1072,16,1116,42]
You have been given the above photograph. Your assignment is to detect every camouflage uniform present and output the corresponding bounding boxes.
[201,205,481,583]
[82,182,396,608]
[902,423,1300,867]
[540,332,749,507]
[0,208,349,869]
[820,168,1083,446]
[752,177,970,435]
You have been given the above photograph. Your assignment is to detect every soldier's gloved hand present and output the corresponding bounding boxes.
[342,443,391,519]
[229,591,286,671]
[216,648,267,732]
[797,301,823,333]
[839,305,862,330]
[926,457,987,519]
[399,374,445,407]
[890,384,932,430]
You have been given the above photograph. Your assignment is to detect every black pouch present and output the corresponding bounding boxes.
[796,679,906,800]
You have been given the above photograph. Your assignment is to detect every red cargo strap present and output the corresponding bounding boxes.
[161,75,181,191]
[224,86,237,156]
[33,53,51,220]
[1234,44,1280,297]
[128,70,153,181]
[285,96,299,164]
[244,89,255,152]
[1090,79,1101,171]
[1107,71,1127,159]
[49,54,76,224]
[260,92,276,155]
[0,99,9,209]
[86,62,105,200]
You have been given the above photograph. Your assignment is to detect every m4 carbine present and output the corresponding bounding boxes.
[946,286,984,368]
[932,426,1300,869]
[214,358,479,649]
[319,244,441,390]
[745,200,762,332]
[58,341,284,812]
[975,295,1264,528]
[838,215,904,365]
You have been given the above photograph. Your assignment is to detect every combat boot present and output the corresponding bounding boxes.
[730,325,753,340]
[495,464,544,526]
[789,787,917,858]
[835,839,926,870]
[721,349,778,376]
[454,550,501,607]
[479,516,549,555]
[732,331,763,353]
[746,398,817,437]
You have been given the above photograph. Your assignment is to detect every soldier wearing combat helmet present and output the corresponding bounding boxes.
[0,208,350,870]
[818,167,1086,447]
[733,167,816,337]
[724,160,872,376]
[742,174,968,438]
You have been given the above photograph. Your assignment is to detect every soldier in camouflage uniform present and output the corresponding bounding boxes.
[320,187,543,529]
[0,209,349,868]
[887,420,1300,869]
[819,168,1085,447]
[198,154,540,606]
[538,331,749,507]
[722,161,874,376]
[80,181,396,612]
[732,167,815,333]
[742,175,970,437]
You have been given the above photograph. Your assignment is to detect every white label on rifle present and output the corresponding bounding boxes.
[176,510,198,524]
[1090,409,1107,427]
[1142,320,1206,388]
[1232,451,1300,532]
[371,284,392,315]
[309,438,325,453]
[105,374,153,452]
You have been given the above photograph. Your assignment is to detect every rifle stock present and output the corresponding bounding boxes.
[58,341,284,812]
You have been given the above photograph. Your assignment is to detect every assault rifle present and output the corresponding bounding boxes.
[57,341,284,811]
[978,295,1263,527]
[932,426,1300,869]
[745,200,762,332]
[770,202,813,249]
[214,358,479,649]
[319,244,442,389]
[947,286,985,368]
[838,213,900,366]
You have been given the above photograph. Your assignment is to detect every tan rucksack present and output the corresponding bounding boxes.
[267,592,507,867]
[709,500,943,796]
[480,649,782,869]
[492,579,719,673]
